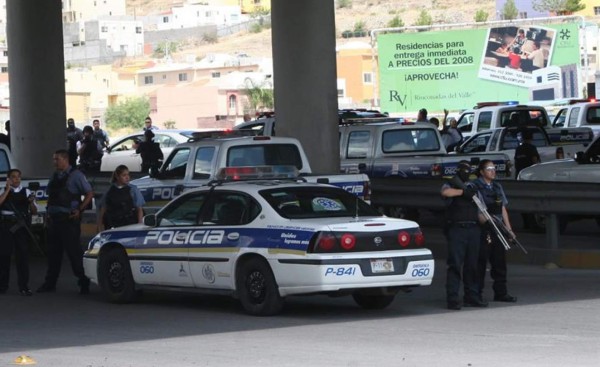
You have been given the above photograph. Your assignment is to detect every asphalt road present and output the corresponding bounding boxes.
[1,257,599,367]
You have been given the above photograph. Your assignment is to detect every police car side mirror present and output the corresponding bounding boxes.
[143,214,158,227]
[575,151,586,163]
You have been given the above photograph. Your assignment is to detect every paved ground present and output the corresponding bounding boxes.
[0,257,599,366]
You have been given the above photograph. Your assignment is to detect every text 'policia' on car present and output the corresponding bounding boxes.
[83,166,434,316]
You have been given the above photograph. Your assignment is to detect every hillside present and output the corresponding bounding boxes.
[126,0,495,59]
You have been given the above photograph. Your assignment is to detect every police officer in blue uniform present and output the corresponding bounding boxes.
[97,165,145,231]
[441,161,488,310]
[473,159,517,303]
[0,169,37,295]
[37,149,94,294]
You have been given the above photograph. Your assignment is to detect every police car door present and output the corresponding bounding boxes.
[134,191,209,287]
[102,134,143,172]
[188,191,258,290]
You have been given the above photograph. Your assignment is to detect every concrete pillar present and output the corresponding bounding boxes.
[6,0,66,177]
[271,0,339,174]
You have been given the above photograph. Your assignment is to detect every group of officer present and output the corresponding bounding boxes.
[442,159,518,310]
[66,118,110,174]
[0,117,151,296]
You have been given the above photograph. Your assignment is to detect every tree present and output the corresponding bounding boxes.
[533,0,585,14]
[474,9,489,22]
[242,78,274,114]
[414,10,433,26]
[153,41,178,58]
[501,0,519,20]
[387,16,404,28]
[104,97,151,130]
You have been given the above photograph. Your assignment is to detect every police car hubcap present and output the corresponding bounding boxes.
[247,271,266,303]
[108,262,125,291]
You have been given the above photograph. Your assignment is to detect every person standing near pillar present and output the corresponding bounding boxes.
[0,169,37,296]
[441,161,487,310]
[37,149,94,294]
[473,159,517,303]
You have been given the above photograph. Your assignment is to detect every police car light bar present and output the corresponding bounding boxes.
[475,101,519,108]
[216,165,299,181]
[189,129,258,141]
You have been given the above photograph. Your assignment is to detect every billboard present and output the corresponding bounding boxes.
[377,23,580,113]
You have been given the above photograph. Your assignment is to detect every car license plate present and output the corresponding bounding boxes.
[370,258,394,273]
[31,215,44,225]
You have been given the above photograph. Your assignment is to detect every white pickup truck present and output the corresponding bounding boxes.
[130,133,371,212]
[455,126,591,178]
[552,102,600,139]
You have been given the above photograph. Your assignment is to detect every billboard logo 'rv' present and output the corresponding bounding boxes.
[389,90,407,106]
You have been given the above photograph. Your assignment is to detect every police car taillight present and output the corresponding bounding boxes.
[340,233,356,250]
[414,231,425,246]
[316,232,337,251]
[398,231,411,247]
[216,165,298,181]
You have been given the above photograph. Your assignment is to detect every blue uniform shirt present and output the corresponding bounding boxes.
[47,166,93,214]
[97,183,145,209]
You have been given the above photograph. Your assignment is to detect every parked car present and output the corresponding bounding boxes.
[100,130,197,172]
[84,167,433,316]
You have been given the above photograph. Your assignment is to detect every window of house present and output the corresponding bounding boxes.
[337,89,344,97]
[178,73,188,81]
[594,6,600,15]
[144,76,153,84]
[363,72,373,84]
[1,67,7,73]
[101,26,108,32]
[229,95,237,109]
[518,11,528,18]
[211,72,221,78]
[163,16,169,23]
[2,50,7,57]
[162,74,167,80]
[136,26,142,34]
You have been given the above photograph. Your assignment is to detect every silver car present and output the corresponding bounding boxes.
[100,130,197,172]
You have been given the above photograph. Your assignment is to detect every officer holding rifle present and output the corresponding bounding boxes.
[0,169,37,296]
[441,161,488,310]
[473,159,518,303]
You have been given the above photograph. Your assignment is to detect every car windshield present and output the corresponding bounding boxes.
[260,186,380,219]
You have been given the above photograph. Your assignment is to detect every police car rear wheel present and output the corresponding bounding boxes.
[236,258,284,316]
[98,248,137,304]
[352,292,395,310]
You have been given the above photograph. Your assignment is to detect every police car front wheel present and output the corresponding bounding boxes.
[98,248,137,304]
[236,258,284,316]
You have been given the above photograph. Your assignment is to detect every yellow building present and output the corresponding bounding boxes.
[574,0,600,16]
[336,41,376,108]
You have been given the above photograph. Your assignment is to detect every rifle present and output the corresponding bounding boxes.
[449,175,527,254]
[5,183,45,256]
[472,195,528,254]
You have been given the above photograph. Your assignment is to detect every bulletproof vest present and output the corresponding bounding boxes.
[0,189,29,214]
[140,141,162,164]
[103,185,136,228]
[474,180,503,215]
[80,139,100,163]
[446,182,479,222]
[47,169,78,209]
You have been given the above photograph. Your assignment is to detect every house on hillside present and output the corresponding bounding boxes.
[135,54,271,129]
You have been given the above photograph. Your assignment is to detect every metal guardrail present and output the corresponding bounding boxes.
[370,177,600,249]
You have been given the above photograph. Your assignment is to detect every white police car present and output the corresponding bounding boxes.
[83,166,434,315]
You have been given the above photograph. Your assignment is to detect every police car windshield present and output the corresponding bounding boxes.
[260,187,379,219]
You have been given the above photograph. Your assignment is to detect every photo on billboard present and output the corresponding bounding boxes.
[478,25,556,87]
